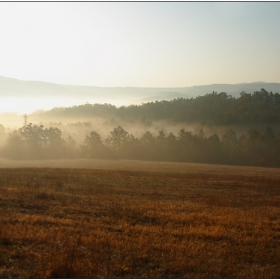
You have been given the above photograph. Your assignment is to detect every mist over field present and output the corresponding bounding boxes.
[2,3,280,278]
[0,86,279,167]
[1,77,278,145]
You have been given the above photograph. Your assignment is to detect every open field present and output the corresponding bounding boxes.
[1,160,280,278]
[1,158,280,177]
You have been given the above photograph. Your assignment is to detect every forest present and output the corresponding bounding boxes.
[32,88,280,125]
[0,122,279,167]
[2,88,280,278]
[1,88,280,167]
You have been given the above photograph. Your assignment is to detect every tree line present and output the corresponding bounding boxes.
[33,88,280,125]
[1,123,280,167]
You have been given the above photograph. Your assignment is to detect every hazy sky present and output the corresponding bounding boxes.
[1,2,280,87]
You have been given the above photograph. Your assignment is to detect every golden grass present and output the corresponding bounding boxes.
[0,161,280,278]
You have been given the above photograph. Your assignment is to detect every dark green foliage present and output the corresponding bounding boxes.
[81,131,113,159]
[32,89,280,125]
[2,123,74,159]
[105,126,130,151]
[2,123,280,167]
[82,131,103,158]
[2,88,280,167]
[81,125,280,167]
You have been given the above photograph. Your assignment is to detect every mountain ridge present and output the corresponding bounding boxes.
[1,75,280,106]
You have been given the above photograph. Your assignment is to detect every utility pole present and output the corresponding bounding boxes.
[23,114,28,126]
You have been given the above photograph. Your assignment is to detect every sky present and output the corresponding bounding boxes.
[1,2,280,88]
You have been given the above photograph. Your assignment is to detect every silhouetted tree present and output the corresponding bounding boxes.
[221,129,239,164]
[31,89,280,125]
[105,126,129,151]
[82,131,104,158]
[4,124,70,159]
[139,131,157,160]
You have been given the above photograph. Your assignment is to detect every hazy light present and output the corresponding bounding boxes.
[0,97,135,114]
[0,2,280,88]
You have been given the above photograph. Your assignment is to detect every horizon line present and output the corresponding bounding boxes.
[0,75,277,89]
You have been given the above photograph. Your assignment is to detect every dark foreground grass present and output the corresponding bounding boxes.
[0,164,280,278]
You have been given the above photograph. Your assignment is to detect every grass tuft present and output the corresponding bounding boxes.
[0,164,280,278]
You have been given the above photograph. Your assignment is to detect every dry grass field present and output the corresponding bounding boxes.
[0,159,280,278]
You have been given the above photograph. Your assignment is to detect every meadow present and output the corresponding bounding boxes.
[0,159,280,278]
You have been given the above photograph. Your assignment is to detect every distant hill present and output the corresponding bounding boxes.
[1,76,280,106]
[31,89,280,129]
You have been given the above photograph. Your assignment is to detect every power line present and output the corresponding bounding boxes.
[23,114,28,126]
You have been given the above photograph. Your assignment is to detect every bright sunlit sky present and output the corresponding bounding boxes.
[1,2,280,88]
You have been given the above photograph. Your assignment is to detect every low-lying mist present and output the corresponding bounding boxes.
[1,111,280,167]
[1,89,280,167]
[2,112,277,147]
[24,114,280,145]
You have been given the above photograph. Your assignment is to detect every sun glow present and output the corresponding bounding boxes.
[0,2,280,88]
[0,97,84,114]
[0,97,133,114]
